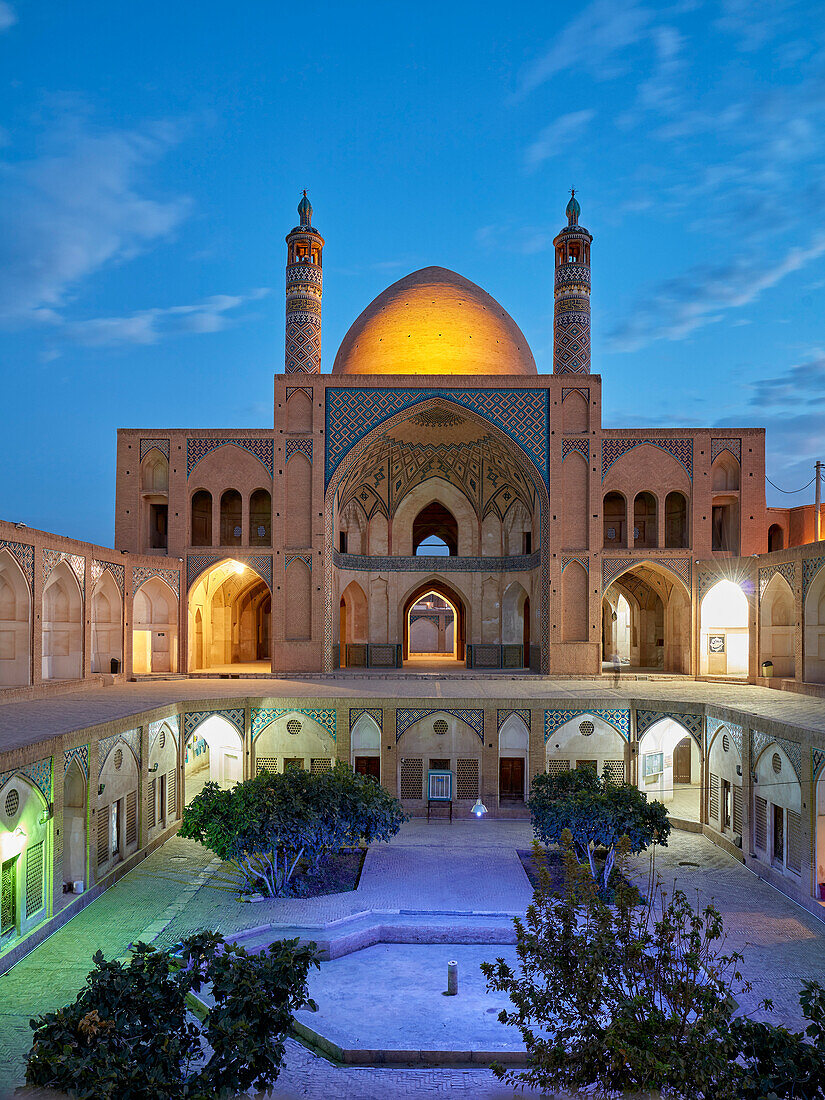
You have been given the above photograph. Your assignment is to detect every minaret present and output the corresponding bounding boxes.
[553,190,592,374]
[285,191,324,373]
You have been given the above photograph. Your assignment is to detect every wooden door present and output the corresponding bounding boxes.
[499,757,525,801]
[355,756,380,781]
[674,738,691,784]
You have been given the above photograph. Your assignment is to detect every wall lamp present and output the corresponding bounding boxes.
[98,783,105,796]
[148,763,159,773]
[39,803,54,825]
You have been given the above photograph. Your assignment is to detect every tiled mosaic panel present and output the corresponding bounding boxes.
[497,709,531,731]
[43,549,86,595]
[187,555,272,591]
[140,437,170,460]
[395,709,484,743]
[544,709,631,743]
[91,559,125,596]
[636,710,702,746]
[184,709,245,741]
[814,748,825,781]
[602,557,691,590]
[132,566,180,598]
[602,438,693,481]
[0,540,34,589]
[759,561,796,600]
[349,708,383,733]
[285,438,313,463]
[187,437,274,478]
[562,438,589,460]
[325,388,549,486]
[285,552,312,571]
[149,715,179,748]
[562,555,588,573]
[751,729,801,781]
[97,729,141,777]
[286,386,313,400]
[251,708,337,741]
[802,557,825,603]
[706,718,743,757]
[561,387,589,402]
[0,758,53,803]
[63,745,89,778]
[710,438,741,463]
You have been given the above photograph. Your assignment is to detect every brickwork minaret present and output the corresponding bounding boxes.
[553,191,592,374]
[285,191,324,373]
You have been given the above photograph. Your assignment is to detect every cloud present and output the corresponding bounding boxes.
[525,110,596,168]
[515,0,653,97]
[0,3,16,31]
[0,116,190,325]
[748,353,825,409]
[607,235,825,351]
[59,289,270,349]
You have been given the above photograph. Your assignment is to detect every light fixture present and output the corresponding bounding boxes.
[471,798,488,818]
[98,783,105,796]
[149,763,159,773]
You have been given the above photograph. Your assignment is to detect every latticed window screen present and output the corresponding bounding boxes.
[97,805,110,867]
[148,779,157,829]
[754,796,767,851]
[733,785,743,834]
[547,759,571,777]
[167,771,177,819]
[787,810,802,874]
[603,760,625,784]
[400,758,423,800]
[284,758,305,771]
[125,791,137,847]
[709,773,719,821]
[456,759,479,800]
[1,858,15,933]
[310,758,332,775]
[25,842,44,918]
[256,757,278,775]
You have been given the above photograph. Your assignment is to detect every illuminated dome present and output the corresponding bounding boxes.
[332,266,537,376]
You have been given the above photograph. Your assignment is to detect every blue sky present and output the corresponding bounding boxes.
[1,0,824,546]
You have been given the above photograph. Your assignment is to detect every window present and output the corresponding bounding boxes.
[249,489,271,546]
[400,758,423,799]
[339,532,347,554]
[220,490,242,546]
[191,491,212,546]
[773,804,784,864]
[603,493,626,548]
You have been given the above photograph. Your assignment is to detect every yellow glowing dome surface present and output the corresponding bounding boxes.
[332,266,537,376]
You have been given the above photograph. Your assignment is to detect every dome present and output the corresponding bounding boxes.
[331,266,537,376]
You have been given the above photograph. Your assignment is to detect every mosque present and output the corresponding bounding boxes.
[0,193,824,969]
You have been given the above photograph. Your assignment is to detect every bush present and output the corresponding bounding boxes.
[528,765,670,893]
[179,762,406,896]
[25,931,318,1099]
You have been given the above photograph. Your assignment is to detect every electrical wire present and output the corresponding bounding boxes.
[765,474,816,494]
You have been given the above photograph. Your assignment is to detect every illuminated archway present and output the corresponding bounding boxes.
[402,581,465,666]
[637,718,700,822]
[700,579,749,677]
[187,560,271,673]
[183,715,243,804]
[602,562,690,673]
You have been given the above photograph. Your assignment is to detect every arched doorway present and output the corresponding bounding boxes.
[0,774,50,939]
[0,550,30,687]
[760,573,795,679]
[183,715,243,805]
[253,712,336,777]
[133,577,178,675]
[545,713,627,781]
[42,560,83,681]
[187,560,271,673]
[602,563,690,674]
[638,718,700,822]
[700,579,749,677]
[339,580,368,667]
[402,582,465,669]
[91,570,122,674]
[351,712,381,781]
[804,564,825,684]
[62,758,87,899]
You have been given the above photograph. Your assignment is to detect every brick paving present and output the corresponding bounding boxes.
[2,820,825,1097]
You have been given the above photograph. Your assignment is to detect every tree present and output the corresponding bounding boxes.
[25,931,318,1100]
[482,833,749,1098]
[528,765,670,892]
[179,762,406,897]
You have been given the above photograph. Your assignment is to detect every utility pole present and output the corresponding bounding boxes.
[817,460,823,542]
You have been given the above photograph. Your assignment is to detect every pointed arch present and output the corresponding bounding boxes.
[562,450,588,549]
[133,575,178,675]
[91,569,122,674]
[401,578,466,663]
[760,572,795,679]
[286,453,312,547]
[804,563,825,684]
[562,560,588,642]
[42,560,83,681]
[700,579,749,677]
[285,557,311,640]
[0,549,31,687]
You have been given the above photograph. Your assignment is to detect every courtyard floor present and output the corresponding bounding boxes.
[3,819,825,1098]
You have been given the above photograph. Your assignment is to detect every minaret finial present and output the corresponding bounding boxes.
[566,188,580,226]
[298,189,313,228]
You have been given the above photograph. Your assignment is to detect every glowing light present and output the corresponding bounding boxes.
[471,798,488,818]
[1,825,27,859]
[232,561,245,575]
[701,579,749,628]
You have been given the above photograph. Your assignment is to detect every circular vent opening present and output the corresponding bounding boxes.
[158,730,166,750]
[579,721,594,737]
[772,753,782,774]
[5,789,19,818]
[433,719,448,735]
[722,734,730,753]
[287,719,302,736]
[114,749,123,770]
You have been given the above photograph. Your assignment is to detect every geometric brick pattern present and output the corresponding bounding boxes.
[636,709,702,746]
[43,549,85,595]
[711,438,741,463]
[814,748,825,781]
[602,437,693,481]
[802,557,825,604]
[286,438,313,463]
[349,708,383,733]
[562,555,589,573]
[251,708,337,742]
[132,566,180,598]
[325,388,550,487]
[562,438,589,461]
[0,540,34,590]
[140,437,170,460]
[759,561,796,600]
[285,553,312,572]
[602,557,691,591]
[544,709,631,743]
[706,717,743,758]
[395,708,485,743]
[186,555,272,591]
[97,729,141,777]
[561,387,590,403]
[183,709,245,742]
[91,559,125,596]
[149,716,179,749]
[63,745,89,779]
[187,437,274,478]
[751,730,801,782]
[497,709,531,732]
[0,757,53,804]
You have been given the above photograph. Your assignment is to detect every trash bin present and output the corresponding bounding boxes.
[760,660,773,677]
[110,657,121,674]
